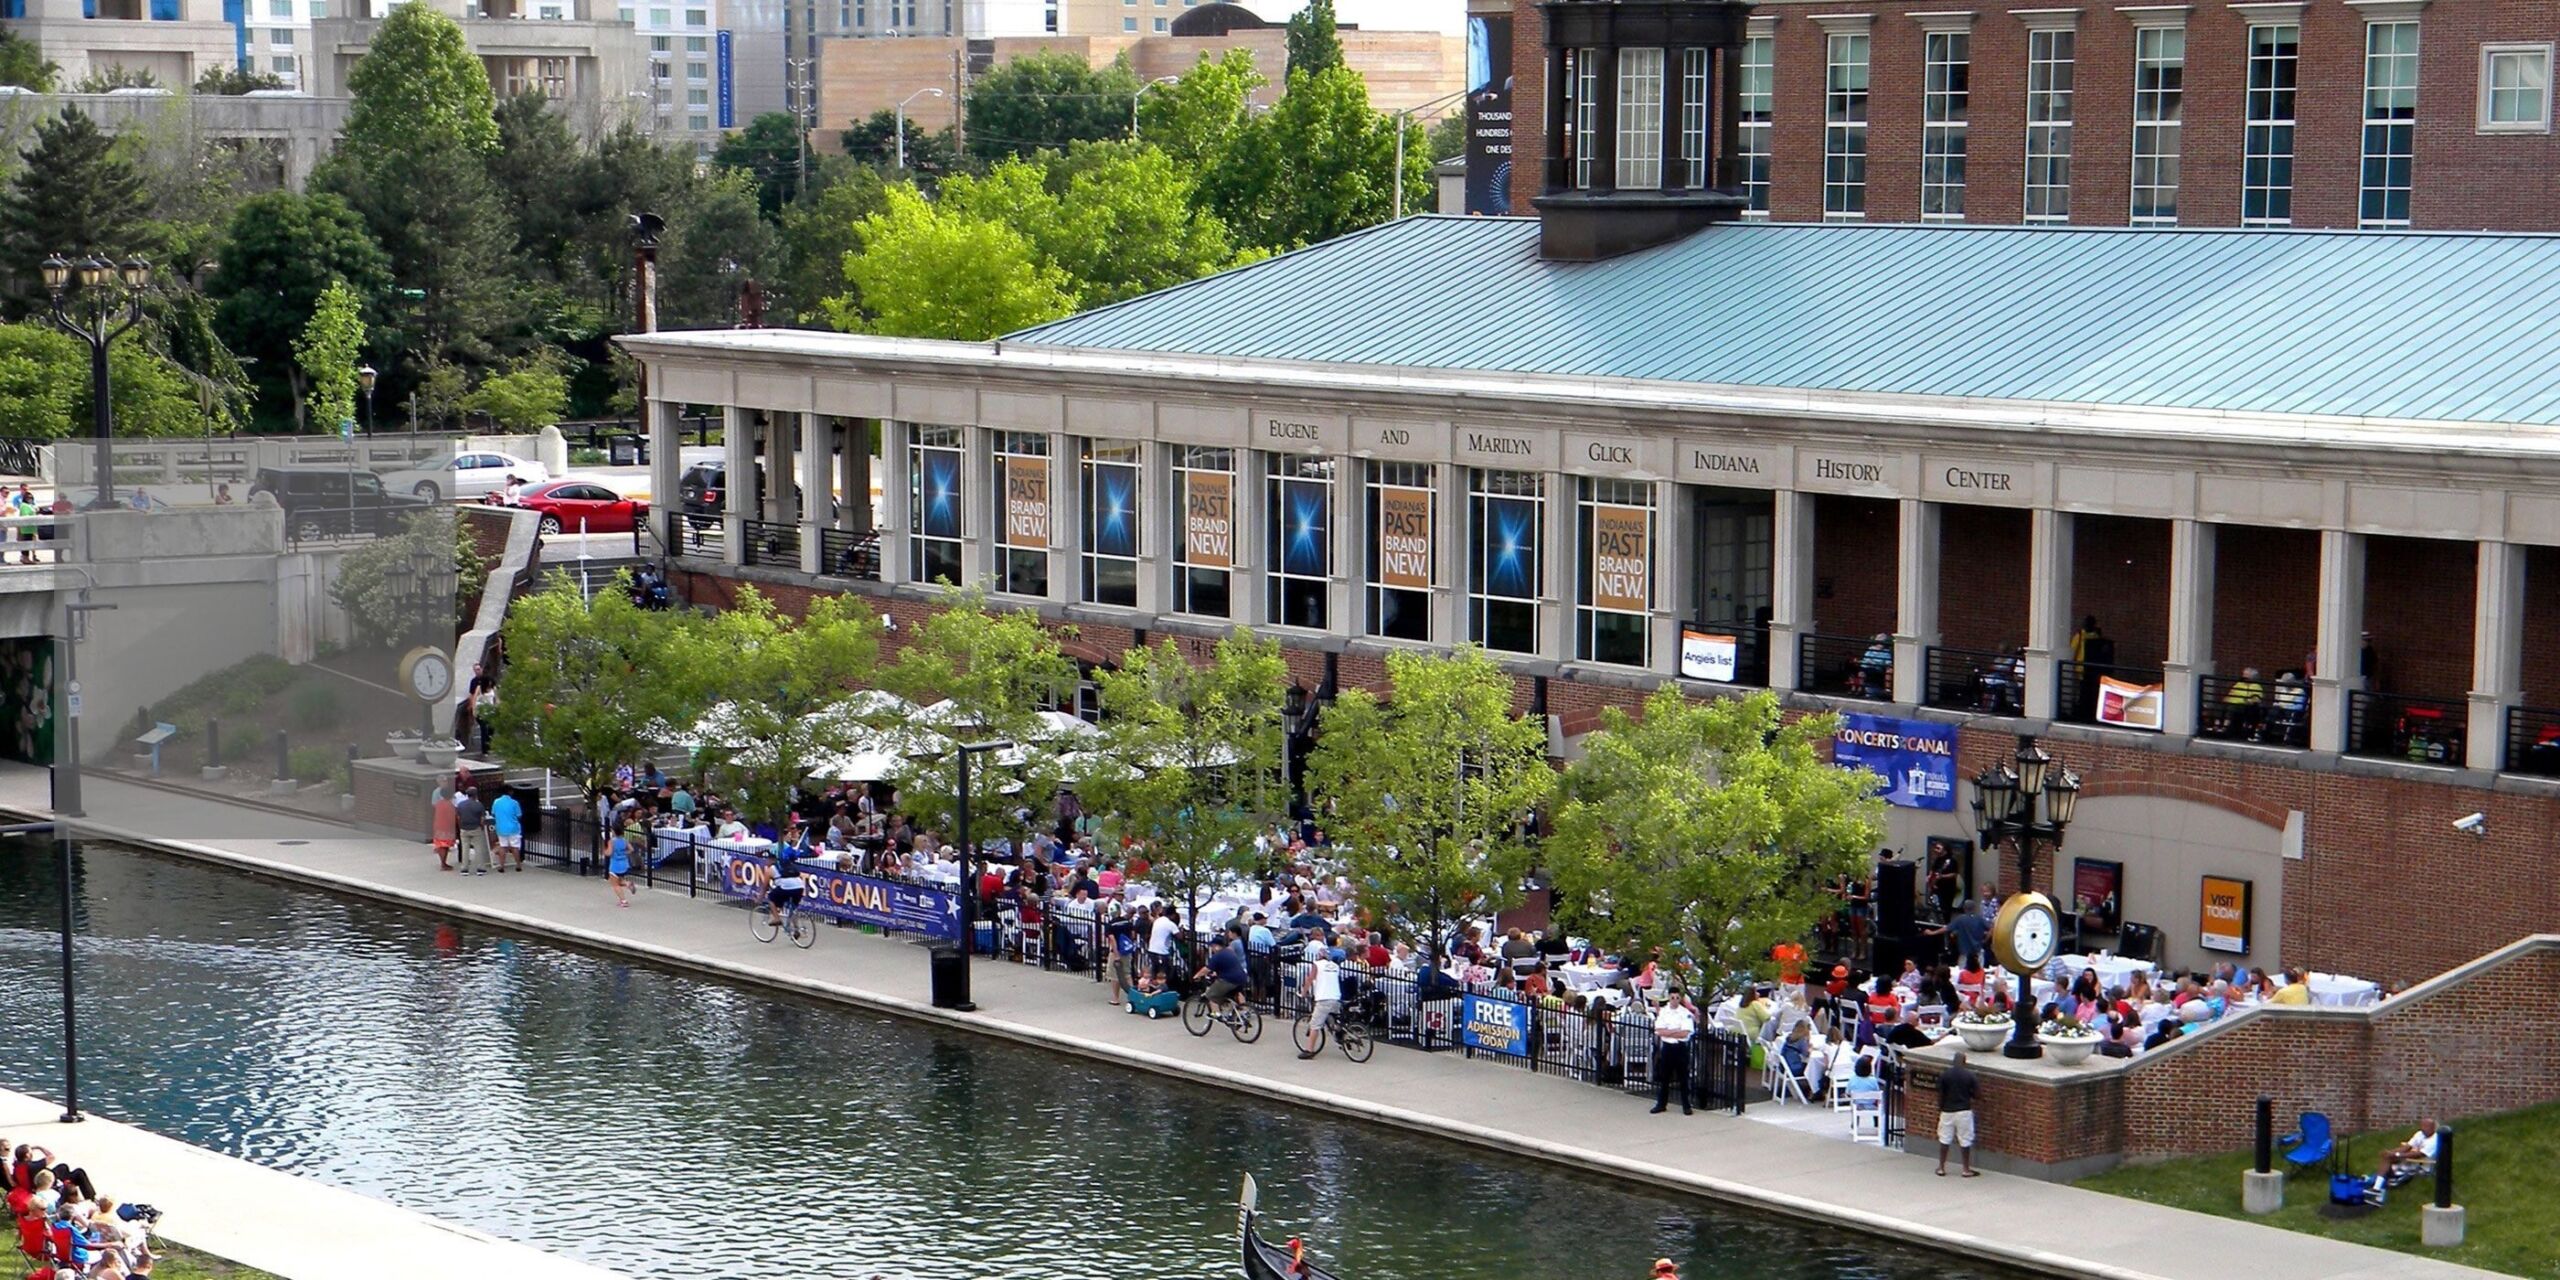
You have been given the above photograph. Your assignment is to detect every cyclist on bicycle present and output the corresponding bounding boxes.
[1194,928,1251,1018]
[1297,945,1344,1059]
[766,841,808,927]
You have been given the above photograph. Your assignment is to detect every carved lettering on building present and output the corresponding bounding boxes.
[1465,431,1534,457]
[1688,449,1761,475]
[1585,442,1636,466]
[1376,427,1411,447]
[1265,417,1324,442]
[1813,457,1886,483]
[1942,467,2016,492]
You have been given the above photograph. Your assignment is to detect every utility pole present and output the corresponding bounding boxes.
[951,47,966,154]
[786,57,816,202]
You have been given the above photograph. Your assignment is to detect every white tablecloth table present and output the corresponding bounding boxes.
[649,824,712,868]
[1555,964,1625,992]
[2056,953,2154,992]
[2307,972,2382,1007]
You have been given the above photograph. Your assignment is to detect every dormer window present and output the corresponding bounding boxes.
[1617,47,1665,189]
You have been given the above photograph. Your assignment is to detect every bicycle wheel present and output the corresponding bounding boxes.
[1336,1020,1374,1063]
[788,909,816,949]
[1231,1003,1263,1044]
[1291,1012,1325,1057]
[1181,995,1214,1037]
[749,907,779,943]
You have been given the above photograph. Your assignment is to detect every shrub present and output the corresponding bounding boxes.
[570,447,605,465]
[287,682,342,730]
[286,744,339,783]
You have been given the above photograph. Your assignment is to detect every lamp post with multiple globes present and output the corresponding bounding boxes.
[1968,735,2081,1059]
[38,254,151,510]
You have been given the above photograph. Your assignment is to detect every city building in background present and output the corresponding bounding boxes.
[307,0,653,135]
[1506,0,2560,229]
[0,0,236,87]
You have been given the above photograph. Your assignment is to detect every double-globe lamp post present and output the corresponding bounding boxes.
[1968,734,2080,1059]
[39,254,151,510]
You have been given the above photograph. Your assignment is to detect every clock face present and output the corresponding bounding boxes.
[407,651,453,703]
[2012,905,2057,968]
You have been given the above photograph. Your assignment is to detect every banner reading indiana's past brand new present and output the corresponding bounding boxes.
[713,849,960,941]
[1003,455,1050,548]
[1377,485,1432,589]
[1590,504,1650,613]
[1183,470,1233,569]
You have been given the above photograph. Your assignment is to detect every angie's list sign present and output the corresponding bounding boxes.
[1590,505,1649,612]
[1183,471,1233,569]
[1003,456,1049,547]
[1377,486,1432,589]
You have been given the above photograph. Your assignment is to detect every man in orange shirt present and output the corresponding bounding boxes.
[1772,940,1807,1006]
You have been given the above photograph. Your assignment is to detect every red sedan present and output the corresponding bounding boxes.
[502,480,650,535]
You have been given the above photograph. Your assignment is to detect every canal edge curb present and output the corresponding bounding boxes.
[19,813,2282,1280]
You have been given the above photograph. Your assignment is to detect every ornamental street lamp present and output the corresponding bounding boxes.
[1968,733,2080,1059]
[40,254,152,510]
[948,737,1013,1012]
[895,86,943,170]
[360,363,378,436]
[387,536,457,740]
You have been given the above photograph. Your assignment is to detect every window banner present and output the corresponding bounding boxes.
[1464,14,1516,214]
[1279,479,1329,577]
[1090,462,1137,558]
[1377,485,1433,588]
[1832,713,1957,811]
[1590,503,1650,612]
[919,449,961,540]
[1483,495,1536,598]
[2094,675,2164,731]
[1679,626,1737,682]
[1459,993,1530,1057]
[1002,455,1049,548]
[1183,470,1233,569]
[708,848,960,941]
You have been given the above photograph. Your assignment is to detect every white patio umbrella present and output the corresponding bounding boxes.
[840,689,914,719]
[912,699,977,729]
[644,700,758,750]
[1029,709,1102,742]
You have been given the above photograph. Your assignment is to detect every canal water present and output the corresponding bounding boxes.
[0,847,2020,1280]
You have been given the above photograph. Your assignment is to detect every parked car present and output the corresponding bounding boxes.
[383,451,550,501]
[503,479,649,536]
[676,460,725,521]
[245,465,430,536]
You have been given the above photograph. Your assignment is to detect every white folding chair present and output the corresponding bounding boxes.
[1914,1003,1949,1031]
[1849,1091,1885,1143]
[1019,916,1046,967]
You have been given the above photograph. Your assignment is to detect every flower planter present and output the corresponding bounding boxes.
[386,733,423,761]
[419,739,462,769]
[2043,1033,2101,1067]
[1952,1020,2012,1053]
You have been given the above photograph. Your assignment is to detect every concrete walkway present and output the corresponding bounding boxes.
[4,767,2506,1280]
[0,1088,623,1280]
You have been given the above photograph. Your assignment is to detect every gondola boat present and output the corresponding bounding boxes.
[1239,1174,1343,1280]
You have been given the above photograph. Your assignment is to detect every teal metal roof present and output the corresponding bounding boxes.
[1010,217,2560,426]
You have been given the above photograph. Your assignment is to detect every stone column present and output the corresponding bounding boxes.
[2162,518,2217,737]
[840,418,874,533]
[1769,488,1813,691]
[796,411,827,576]
[759,413,790,524]
[1541,472,1574,662]
[2022,508,2074,720]
[1235,452,1269,627]
[1134,439,1170,616]
[646,398,682,554]
[1650,479,1682,672]
[960,424,993,591]
[720,405,751,565]
[1047,431,1076,602]
[2468,539,2525,772]
[878,420,912,585]
[1892,498,1941,705]
[2309,528,2366,753]
[1431,464,1463,646]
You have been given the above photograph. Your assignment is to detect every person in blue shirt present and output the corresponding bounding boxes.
[766,842,807,928]
[1194,929,1251,1016]
[1245,912,1277,1001]
[489,790,524,872]
[604,830,634,907]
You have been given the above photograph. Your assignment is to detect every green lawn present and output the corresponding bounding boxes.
[2077,1099,2560,1279]
[151,1240,281,1280]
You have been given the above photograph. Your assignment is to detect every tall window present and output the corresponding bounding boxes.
[2482,45,2553,133]
[2361,21,2418,227]
[907,424,962,585]
[1740,35,1773,212]
[1571,46,1598,189]
[1365,462,1434,642]
[2130,25,2184,224]
[1468,470,1545,655]
[1824,32,1870,219]
[1617,47,1665,190]
[1576,479,1654,667]
[1681,48,1709,188]
[1079,440,1141,608]
[2243,24,2298,226]
[1171,446,1234,618]
[1921,30,1969,219]
[2023,28,2073,222]
[1266,455,1332,631]
[991,432,1049,598]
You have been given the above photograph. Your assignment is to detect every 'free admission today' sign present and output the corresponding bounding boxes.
[1833,713,1957,811]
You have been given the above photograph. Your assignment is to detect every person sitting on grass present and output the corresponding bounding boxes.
[2375,1119,2440,1185]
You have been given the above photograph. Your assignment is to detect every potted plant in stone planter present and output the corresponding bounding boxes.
[419,737,463,769]
[386,729,423,761]
[2039,1011,2103,1066]
[1951,1008,2012,1053]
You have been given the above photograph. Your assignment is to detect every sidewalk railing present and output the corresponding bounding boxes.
[1924,645,2020,714]
[741,520,800,569]
[1800,632,1890,700]
[2195,672,2310,747]
[2347,689,2467,765]
[817,528,881,582]
[2506,705,2560,777]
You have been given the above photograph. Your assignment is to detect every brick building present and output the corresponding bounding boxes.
[1505,0,2560,228]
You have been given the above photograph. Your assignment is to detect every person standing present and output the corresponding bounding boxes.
[429,786,458,872]
[1298,944,1344,1059]
[605,827,634,907]
[452,787,490,876]
[1650,989,1697,1115]
[1936,1050,1981,1176]
[1145,903,1180,983]
[489,788,524,873]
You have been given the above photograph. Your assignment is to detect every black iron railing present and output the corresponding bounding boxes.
[1924,645,2021,715]
[1801,632,1893,700]
[740,520,801,569]
[818,527,882,581]
[2506,705,2560,776]
[2196,672,2311,747]
[1689,616,1771,687]
[2054,660,2167,728]
[282,499,439,547]
[2347,689,2467,765]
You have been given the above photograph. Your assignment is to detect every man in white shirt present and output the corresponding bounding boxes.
[1297,945,1344,1059]
[1650,991,1698,1115]
[714,810,749,842]
[2377,1118,2440,1182]
[1145,904,1181,983]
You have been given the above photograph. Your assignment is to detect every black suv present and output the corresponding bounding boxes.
[248,465,428,534]
[677,461,725,520]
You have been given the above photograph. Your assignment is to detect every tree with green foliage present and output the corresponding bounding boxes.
[776,166,886,325]
[489,571,691,815]
[486,91,589,283]
[1305,647,1555,967]
[340,2,498,166]
[714,111,808,218]
[0,110,152,310]
[839,109,959,177]
[1080,632,1289,936]
[1135,50,1263,170]
[0,31,58,92]
[662,587,881,829]
[327,135,513,370]
[1547,690,1884,1001]
[945,142,1251,308]
[656,167,782,328]
[207,190,391,429]
[1285,0,1344,77]
[149,289,254,434]
[194,64,286,94]
[1426,110,1468,164]
[1199,65,1421,251]
[963,51,1138,162]
[70,65,156,93]
[463,354,569,431]
[880,588,1078,839]
[0,322,206,438]
[825,184,1072,339]
[293,279,366,433]
[329,508,488,648]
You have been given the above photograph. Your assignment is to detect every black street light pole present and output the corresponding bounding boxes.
[39,255,151,511]
[51,593,115,1123]
[360,363,378,437]
[1968,734,2081,1060]
[950,738,1012,1011]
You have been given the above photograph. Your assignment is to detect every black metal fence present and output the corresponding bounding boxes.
[740,520,801,569]
[1800,632,1890,700]
[1924,645,2021,714]
[2053,660,2165,727]
[818,527,882,581]
[2347,689,2467,764]
[2195,671,2310,747]
[2506,705,2560,776]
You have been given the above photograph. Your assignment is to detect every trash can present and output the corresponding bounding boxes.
[608,434,640,466]
[930,945,973,1011]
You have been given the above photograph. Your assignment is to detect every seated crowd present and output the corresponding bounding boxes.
[9,1143,161,1279]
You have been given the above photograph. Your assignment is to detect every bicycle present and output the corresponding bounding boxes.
[1182,991,1264,1043]
[1291,1006,1374,1063]
[750,899,816,949]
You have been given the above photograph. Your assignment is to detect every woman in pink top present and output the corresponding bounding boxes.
[1096,860,1124,898]
[430,788,459,871]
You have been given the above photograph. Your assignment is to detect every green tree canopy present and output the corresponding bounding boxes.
[776,165,887,326]
[1134,49,1263,170]
[713,111,808,218]
[463,354,569,431]
[326,134,513,370]
[839,109,959,177]
[962,51,1138,163]
[293,278,366,432]
[1305,647,1554,965]
[880,589,1078,838]
[1547,690,1884,1001]
[341,2,499,166]
[1285,0,1345,76]
[663,587,882,828]
[207,190,391,429]
[657,168,782,328]
[945,142,1251,308]
[489,572,691,806]
[0,322,216,438]
[486,91,589,283]
[329,509,486,648]
[1199,65,1423,251]
[825,184,1072,339]
[0,110,152,310]
[194,64,286,94]
[0,31,58,92]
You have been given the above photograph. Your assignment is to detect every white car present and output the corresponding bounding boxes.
[384,451,549,501]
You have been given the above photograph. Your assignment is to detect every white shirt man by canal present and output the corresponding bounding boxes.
[1651,995,1697,1116]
